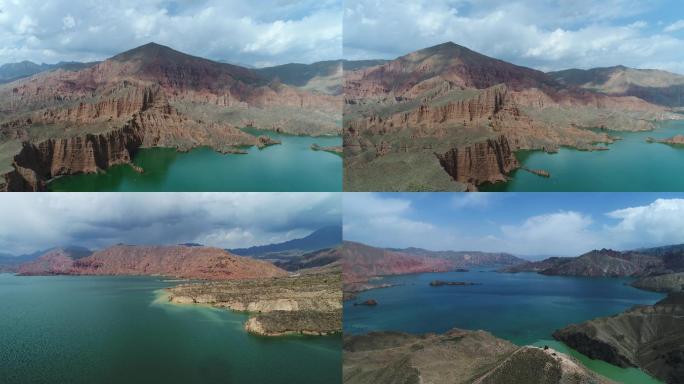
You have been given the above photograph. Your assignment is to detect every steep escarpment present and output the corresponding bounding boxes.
[167,269,341,336]
[553,294,684,384]
[343,329,612,384]
[436,135,519,189]
[18,244,287,280]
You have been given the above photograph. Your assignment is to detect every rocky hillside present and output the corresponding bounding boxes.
[632,272,684,293]
[274,247,342,272]
[553,294,684,384]
[549,66,684,107]
[394,246,523,267]
[344,41,679,191]
[18,244,286,280]
[343,328,612,384]
[341,241,457,284]
[0,42,341,191]
[230,225,342,258]
[167,268,341,336]
[501,247,682,277]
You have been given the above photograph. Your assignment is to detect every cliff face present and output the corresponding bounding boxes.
[436,135,519,188]
[167,269,341,336]
[553,294,684,384]
[343,329,612,384]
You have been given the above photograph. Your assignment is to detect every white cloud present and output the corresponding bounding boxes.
[451,193,496,209]
[0,0,342,66]
[605,198,684,247]
[0,193,341,255]
[344,0,684,74]
[500,211,600,256]
[664,20,684,32]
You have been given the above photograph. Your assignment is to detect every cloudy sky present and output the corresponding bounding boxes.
[345,0,684,74]
[0,193,341,255]
[344,193,684,258]
[0,0,342,67]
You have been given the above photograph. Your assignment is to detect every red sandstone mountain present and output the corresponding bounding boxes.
[341,241,457,284]
[18,244,287,280]
[0,43,340,191]
[344,42,679,191]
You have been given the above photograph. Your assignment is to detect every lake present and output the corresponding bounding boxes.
[0,274,341,384]
[47,130,342,192]
[344,270,665,384]
[482,119,684,191]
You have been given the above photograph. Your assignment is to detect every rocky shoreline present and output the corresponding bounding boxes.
[167,270,342,337]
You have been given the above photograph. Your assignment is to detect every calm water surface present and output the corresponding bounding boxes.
[344,270,665,384]
[48,130,342,192]
[0,274,341,384]
[482,120,684,191]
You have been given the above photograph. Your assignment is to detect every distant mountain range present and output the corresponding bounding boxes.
[0,245,91,272]
[0,60,97,84]
[230,225,342,258]
[341,240,525,284]
[344,41,682,191]
[502,244,684,277]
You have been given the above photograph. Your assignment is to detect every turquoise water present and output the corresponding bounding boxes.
[48,130,342,192]
[344,270,664,383]
[0,274,341,384]
[482,120,684,191]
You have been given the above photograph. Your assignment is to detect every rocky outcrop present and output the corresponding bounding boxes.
[632,273,684,293]
[17,249,77,275]
[167,269,341,336]
[436,135,519,188]
[343,328,612,384]
[553,294,684,384]
[647,134,684,146]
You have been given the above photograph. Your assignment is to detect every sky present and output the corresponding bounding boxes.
[344,0,684,74]
[344,192,684,259]
[0,193,341,255]
[0,0,342,67]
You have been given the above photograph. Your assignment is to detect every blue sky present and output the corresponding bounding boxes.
[0,0,342,67]
[345,0,684,74]
[0,193,341,255]
[344,193,684,258]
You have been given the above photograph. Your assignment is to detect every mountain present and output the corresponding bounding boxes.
[344,41,678,191]
[389,247,524,267]
[343,328,611,384]
[553,294,684,384]
[17,244,286,280]
[341,241,456,283]
[273,247,342,271]
[549,65,684,107]
[0,42,341,191]
[0,60,97,84]
[230,225,342,258]
[255,60,342,95]
[0,245,91,272]
[502,245,684,277]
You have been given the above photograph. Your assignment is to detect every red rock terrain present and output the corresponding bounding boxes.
[344,42,680,191]
[0,43,340,191]
[18,244,287,280]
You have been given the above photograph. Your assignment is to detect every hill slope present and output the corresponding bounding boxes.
[230,225,342,258]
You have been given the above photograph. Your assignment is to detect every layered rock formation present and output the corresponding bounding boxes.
[18,244,286,280]
[553,294,684,384]
[632,273,684,293]
[344,41,680,191]
[0,42,341,191]
[343,329,612,384]
[167,269,341,336]
[436,135,519,189]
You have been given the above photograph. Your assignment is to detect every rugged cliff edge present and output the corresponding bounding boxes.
[167,269,341,336]
[436,135,519,190]
[553,294,684,384]
[343,329,613,384]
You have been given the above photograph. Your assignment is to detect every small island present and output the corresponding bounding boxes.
[311,143,343,155]
[354,299,378,306]
[646,134,684,146]
[429,280,479,287]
